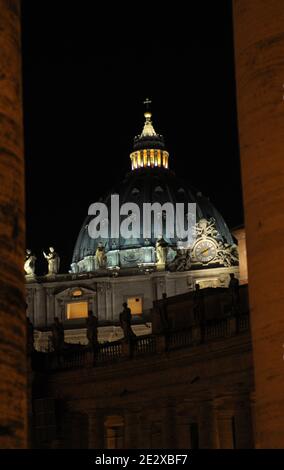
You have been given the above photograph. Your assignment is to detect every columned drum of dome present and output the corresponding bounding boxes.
[71,103,237,274]
[130,104,169,170]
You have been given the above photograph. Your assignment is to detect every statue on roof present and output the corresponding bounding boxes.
[95,242,107,269]
[51,317,64,352]
[24,249,36,276]
[155,236,169,266]
[86,311,99,350]
[119,302,136,341]
[43,247,60,275]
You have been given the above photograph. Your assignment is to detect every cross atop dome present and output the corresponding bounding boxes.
[141,98,157,137]
[143,97,152,111]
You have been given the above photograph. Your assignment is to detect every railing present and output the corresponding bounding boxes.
[96,341,123,363]
[133,335,156,356]
[34,313,250,372]
[205,319,229,340]
[238,314,250,332]
[45,348,93,371]
[167,329,192,350]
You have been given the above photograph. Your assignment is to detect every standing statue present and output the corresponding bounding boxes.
[119,302,136,341]
[24,249,36,276]
[193,284,206,341]
[95,242,107,269]
[51,317,64,352]
[229,273,240,314]
[159,292,170,332]
[86,311,99,350]
[193,284,203,321]
[43,247,60,275]
[155,236,169,266]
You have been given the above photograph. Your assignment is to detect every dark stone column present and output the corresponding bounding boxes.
[0,0,27,448]
[234,0,284,447]
[199,401,220,448]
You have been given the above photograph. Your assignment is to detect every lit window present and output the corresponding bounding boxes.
[104,416,124,449]
[157,151,161,166]
[66,301,88,319]
[143,150,147,166]
[127,296,142,315]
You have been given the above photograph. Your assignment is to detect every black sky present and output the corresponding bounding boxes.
[21,1,243,274]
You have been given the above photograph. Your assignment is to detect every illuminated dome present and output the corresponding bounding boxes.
[71,101,234,272]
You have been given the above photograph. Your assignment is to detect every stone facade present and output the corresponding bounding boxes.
[26,266,239,347]
[30,285,254,449]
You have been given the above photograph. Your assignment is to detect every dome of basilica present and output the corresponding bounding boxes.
[71,102,235,273]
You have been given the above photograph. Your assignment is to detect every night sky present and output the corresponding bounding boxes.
[21,1,243,274]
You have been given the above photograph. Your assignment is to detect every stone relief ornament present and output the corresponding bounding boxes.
[168,249,191,272]
[215,241,239,267]
[194,217,219,239]
[120,248,143,265]
[190,218,239,267]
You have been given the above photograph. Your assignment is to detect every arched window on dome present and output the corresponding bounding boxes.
[131,187,140,196]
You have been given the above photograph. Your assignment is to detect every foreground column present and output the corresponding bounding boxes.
[234,0,284,447]
[0,0,27,448]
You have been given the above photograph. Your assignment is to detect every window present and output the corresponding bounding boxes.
[104,416,124,449]
[71,289,83,297]
[190,422,199,449]
[66,301,88,319]
[127,296,142,315]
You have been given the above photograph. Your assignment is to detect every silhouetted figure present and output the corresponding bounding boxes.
[159,292,170,332]
[86,311,99,350]
[26,316,34,355]
[51,317,64,353]
[119,302,136,341]
[193,284,205,341]
[229,273,240,315]
[193,284,203,321]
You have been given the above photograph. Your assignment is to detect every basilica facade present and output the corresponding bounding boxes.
[26,105,254,449]
[26,106,242,350]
